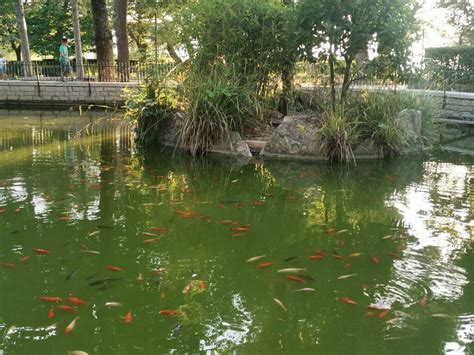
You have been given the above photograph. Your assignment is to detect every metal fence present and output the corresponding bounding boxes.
[0,61,175,83]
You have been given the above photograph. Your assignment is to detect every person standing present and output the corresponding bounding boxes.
[0,54,7,79]
[59,37,71,81]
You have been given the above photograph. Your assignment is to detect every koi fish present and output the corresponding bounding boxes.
[325,228,337,235]
[294,288,315,292]
[142,232,159,237]
[87,230,100,237]
[371,256,379,264]
[105,302,122,308]
[143,238,161,244]
[349,252,364,257]
[273,298,287,311]
[82,250,100,255]
[332,255,344,260]
[149,227,168,232]
[220,220,234,225]
[338,297,358,305]
[67,297,87,305]
[58,305,75,311]
[106,266,122,271]
[386,252,400,258]
[367,311,374,317]
[66,269,80,281]
[313,250,326,256]
[64,316,79,335]
[277,268,307,273]
[124,310,132,324]
[136,273,144,282]
[198,281,206,289]
[230,227,250,232]
[283,256,298,262]
[88,278,122,286]
[37,297,63,303]
[337,273,357,280]
[232,233,245,237]
[258,261,276,269]
[182,282,192,294]
[58,216,72,221]
[335,229,349,234]
[287,196,297,201]
[48,306,54,319]
[33,249,50,254]
[246,255,266,263]
[20,256,31,263]
[159,310,180,316]
[379,309,389,319]
[308,255,324,260]
[366,305,389,311]
[0,263,16,268]
[419,299,428,307]
[287,276,305,283]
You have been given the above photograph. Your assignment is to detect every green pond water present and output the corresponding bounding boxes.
[0,112,473,354]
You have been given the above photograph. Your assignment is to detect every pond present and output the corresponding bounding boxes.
[0,111,473,354]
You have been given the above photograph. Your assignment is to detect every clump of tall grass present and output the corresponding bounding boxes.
[178,64,264,155]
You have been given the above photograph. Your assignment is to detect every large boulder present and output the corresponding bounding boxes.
[260,115,326,161]
[209,131,252,158]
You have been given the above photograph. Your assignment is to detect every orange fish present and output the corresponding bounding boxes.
[386,252,399,258]
[366,305,388,311]
[230,227,250,232]
[143,238,161,244]
[124,310,132,324]
[159,310,179,316]
[419,299,428,307]
[33,249,50,254]
[338,297,358,305]
[367,311,374,317]
[258,261,276,269]
[287,276,305,283]
[325,228,337,235]
[106,265,122,271]
[37,296,63,303]
[64,316,79,335]
[0,263,16,268]
[313,250,326,256]
[149,227,168,232]
[198,281,206,289]
[220,220,234,225]
[232,233,245,237]
[182,282,192,294]
[20,256,31,263]
[379,309,389,319]
[57,215,72,221]
[48,306,54,319]
[332,255,344,260]
[58,305,75,311]
[308,255,324,261]
[371,256,379,264]
[67,297,87,305]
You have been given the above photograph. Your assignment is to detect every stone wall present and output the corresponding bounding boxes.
[0,80,139,108]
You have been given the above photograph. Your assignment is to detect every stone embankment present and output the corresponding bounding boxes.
[0,80,138,108]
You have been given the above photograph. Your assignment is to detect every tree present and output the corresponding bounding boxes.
[15,0,32,76]
[438,0,473,45]
[0,4,22,61]
[114,0,130,81]
[71,0,85,79]
[90,0,114,81]
[297,0,418,107]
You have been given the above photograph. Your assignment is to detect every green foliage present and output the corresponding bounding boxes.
[437,0,473,45]
[179,64,264,155]
[424,46,474,92]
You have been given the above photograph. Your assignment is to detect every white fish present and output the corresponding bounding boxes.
[277,268,307,274]
[105,302,122,308]
[81,250,100,255]
[349,252,364,257]
[432,314,451,318]
[335,229,349,234]
[273,298,287,312]
[294,288,315,292]
[231,179,239,183]
[382,235,393,240]
[337,273,357,280]
[68,351,89,355]
[6,325,17,335]
[87,231,99,237]
[64,316,79,335]
[246,255,266,263]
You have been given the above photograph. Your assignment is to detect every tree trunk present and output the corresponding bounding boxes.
[15,0,33,77]
[341,56,353,100]
[71,0,85,80]
[90,0,114,81]
[11,42,21,61]
[114,0,129,82]
[328,50,336,112]
[279,66,293,116]
[166,43,182,64]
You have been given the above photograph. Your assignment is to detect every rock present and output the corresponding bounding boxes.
[260,115,326,161]
[396,109,422,147]
[209,131,252,158]
[352,139,383,159]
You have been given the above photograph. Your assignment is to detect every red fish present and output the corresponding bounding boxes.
[419,299,428,307]
[332,255,344,260]
[338,297,358,305]
[367,311,374,317]
[230,227,250,232]
[106,265,122,271]
[371,256,379,264]
[258,261,276,269]
[308,255,324,260]
[37,296,63,303]
[379,309,389,319]
[20,256,31,263]
[33,249,50,254]
[58,305,75,311]
[287,276,305,283]
[48,306,54,319]
[232,233,245,237]
[67,297,87,305]
[0,263,16,268]
[143,238,161,244]
[159,310,179,316]
[124,310,132,324]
